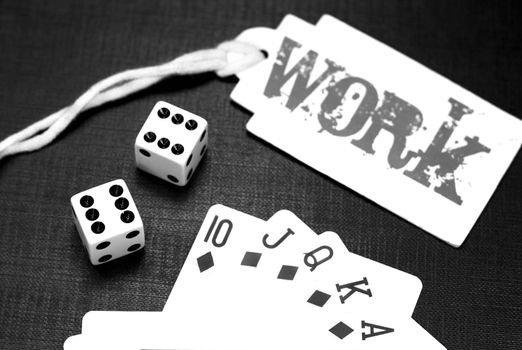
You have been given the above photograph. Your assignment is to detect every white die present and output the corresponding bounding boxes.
[70,179,145,265]
[135,101,208,186]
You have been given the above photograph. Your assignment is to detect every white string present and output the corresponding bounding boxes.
[0,40,265,160]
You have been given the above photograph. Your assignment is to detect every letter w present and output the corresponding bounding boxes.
[263,36,342,111]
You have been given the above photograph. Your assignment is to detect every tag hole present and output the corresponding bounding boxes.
[260,49,268,59]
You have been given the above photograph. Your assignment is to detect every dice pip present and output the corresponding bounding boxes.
[135,101,208,186]
[70,179,144,265]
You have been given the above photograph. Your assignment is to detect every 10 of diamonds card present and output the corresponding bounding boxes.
[231,15,522,247]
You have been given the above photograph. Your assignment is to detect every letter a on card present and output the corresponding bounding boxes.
[231,15,522,247]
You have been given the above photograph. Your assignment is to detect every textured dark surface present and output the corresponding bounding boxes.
[0,1,521,349]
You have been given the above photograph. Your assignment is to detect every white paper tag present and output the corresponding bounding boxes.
[231,14,522,247]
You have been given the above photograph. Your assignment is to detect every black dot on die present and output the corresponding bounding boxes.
[200,145,207,156]
[199,129,206,142]
[127,244,141,252]
[115,197,129,210]
[186,154,193,166]
[85,208,99,221]
[139,149,151,157]
[143,131,156,143]
[96,241,111,250]
[171,143,184,155]
[91,221,105,234]
[109,184,124,197]
[187,168,193,181]
[98,254,112,263]
[171,113,184,124]
[157,138,170,149]
[185,119,198,130]
[157,107,170,118]
[80,195,94,208]
[126,230,140,239]
[121,210,135,223]
[167,175,179,183]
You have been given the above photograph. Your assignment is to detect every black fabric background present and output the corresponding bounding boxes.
[0,1,521,349]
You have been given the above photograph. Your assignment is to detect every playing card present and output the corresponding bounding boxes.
[73,312,446,350]
[231,14,522,247]
[163,204,265,309]
[149,203,299,348]
[63,333,144,350]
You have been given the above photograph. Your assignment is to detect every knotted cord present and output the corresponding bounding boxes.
[0,40,265,160]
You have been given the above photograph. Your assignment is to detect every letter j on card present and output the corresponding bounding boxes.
[231,15,522,247]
